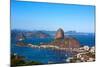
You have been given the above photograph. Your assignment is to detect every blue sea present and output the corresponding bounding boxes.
[11,34,95,64]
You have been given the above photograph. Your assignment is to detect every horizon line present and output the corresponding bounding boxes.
[11,29,95,33]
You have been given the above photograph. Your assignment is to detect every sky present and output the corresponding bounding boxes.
[11,0,95,33]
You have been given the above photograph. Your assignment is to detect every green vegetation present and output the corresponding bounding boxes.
[11,54,42,67]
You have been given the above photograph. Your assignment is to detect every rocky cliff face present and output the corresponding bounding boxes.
[55,28,64,39]
[53,28,80,48]
[64,37,80,48]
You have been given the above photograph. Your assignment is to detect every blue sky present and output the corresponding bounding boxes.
[11,0,95,33]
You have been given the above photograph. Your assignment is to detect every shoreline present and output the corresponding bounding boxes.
[16,43,95,54]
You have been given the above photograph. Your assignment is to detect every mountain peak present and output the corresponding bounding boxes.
[55,28,64,39]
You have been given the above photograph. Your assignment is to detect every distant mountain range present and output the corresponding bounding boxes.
[11,30,52,41]
[11,30,95,41]
[30,30,95,36]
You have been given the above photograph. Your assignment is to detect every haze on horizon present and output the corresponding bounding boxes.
[11,0,95,33]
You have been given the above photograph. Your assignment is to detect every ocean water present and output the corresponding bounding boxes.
[11,46,70,64]
[67,34,95,47]
[11,34,95,64]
